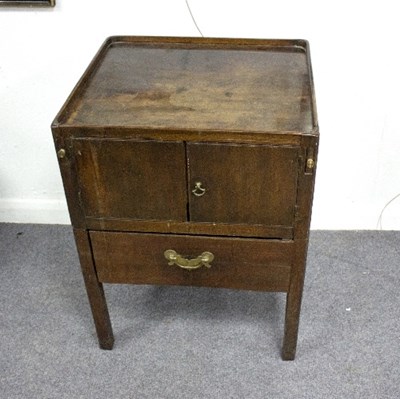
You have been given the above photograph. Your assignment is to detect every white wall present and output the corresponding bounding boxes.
[0,0,399,229]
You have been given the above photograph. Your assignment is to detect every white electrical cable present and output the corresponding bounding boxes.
[186,0,204,37]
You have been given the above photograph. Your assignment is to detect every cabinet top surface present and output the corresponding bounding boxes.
[54,36,318,134]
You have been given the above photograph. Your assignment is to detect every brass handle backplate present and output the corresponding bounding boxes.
[164,249,214,270]
[192,181,206,197]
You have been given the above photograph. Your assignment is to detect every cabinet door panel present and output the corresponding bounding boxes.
[187,143,299,226]
[73,139,187,221]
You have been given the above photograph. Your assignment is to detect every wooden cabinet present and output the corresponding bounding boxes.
[52,36,319,360]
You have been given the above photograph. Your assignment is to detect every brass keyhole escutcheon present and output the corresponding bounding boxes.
[192,181,206,197]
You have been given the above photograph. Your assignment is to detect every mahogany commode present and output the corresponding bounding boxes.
[52,36,319,360]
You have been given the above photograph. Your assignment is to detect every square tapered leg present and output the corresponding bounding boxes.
[74,228,114,349]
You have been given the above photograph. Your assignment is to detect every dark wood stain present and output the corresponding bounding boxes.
[52,36,319,360]
[187,143,299,226]
[90,231,293,292]
[72,138,187,221]
[56,40,315,134]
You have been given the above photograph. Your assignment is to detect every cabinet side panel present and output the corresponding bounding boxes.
[52,127,85,227]
[294,135,319,239]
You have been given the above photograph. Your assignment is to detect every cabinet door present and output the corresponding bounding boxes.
[72,138,187,221]
[187,143,299,226]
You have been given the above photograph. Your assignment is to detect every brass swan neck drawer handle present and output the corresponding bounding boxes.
[192,181,206,197]
[164,249,214,270]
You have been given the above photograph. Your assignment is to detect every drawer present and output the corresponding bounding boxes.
[90,231,294,292]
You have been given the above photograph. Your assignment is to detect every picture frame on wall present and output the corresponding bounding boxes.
[0,0,55,6]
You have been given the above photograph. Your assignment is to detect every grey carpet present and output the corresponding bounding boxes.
[0,223,399,398]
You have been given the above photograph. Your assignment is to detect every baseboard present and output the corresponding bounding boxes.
[0,198,70,224]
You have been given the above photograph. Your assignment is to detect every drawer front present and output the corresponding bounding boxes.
[72,138,187,221]
[90,231,294,292]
